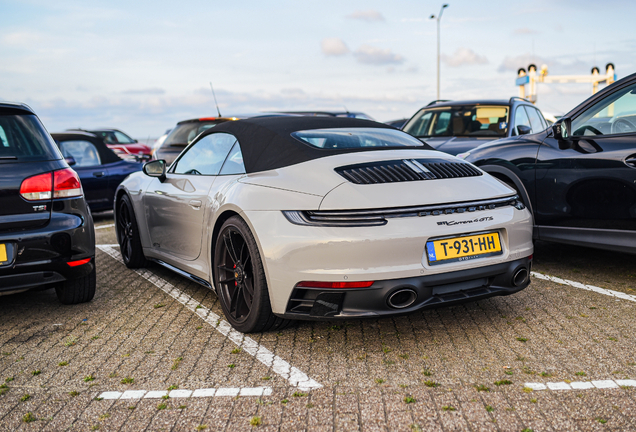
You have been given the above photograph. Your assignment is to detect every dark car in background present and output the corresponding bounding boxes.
[0,102,95,303]
[402,98,549,156]
[68,128,152,160]
[52,132,143,212]
[153,117,240,165]
[154,114,292,166]
[462,72,636,254]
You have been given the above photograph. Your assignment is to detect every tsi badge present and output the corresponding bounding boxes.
[32,204,47,212]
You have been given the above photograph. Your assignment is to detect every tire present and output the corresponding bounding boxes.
[214,216,292,333]
[116,194,147,269]
[55,265,96,304]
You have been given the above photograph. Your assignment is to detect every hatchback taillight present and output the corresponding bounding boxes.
[20,168,82,201]
[20,172,53,200]
[53,168,82,198]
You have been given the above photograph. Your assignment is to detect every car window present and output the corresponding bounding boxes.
[113,131,135,144]
[404,111,433,136]
[571,82,636,136]
[219,141,246,175]
[512,106,532,135]
[525,106,546,133]
[0,113,61,161]
[58,140,101,167]
[292,127,425,149]
[172,132,237,175]
[403,105,509,138]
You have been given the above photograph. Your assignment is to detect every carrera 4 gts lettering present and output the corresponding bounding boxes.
[437,216,493,226]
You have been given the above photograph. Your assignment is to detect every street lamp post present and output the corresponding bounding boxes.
[430,4,448,100]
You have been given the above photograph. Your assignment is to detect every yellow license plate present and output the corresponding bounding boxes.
[0,244,7,263]
[426,231,502,265]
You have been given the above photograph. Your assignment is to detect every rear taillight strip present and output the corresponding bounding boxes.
[20,168,83,201]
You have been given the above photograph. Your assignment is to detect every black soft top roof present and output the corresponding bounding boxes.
[51,132,122,165]
[204,116,425,173]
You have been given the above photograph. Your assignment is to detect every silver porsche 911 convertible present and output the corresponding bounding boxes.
[115,116,533,332]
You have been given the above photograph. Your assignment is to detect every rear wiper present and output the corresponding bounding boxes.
[0,156,18,160]
[169,143,188,147]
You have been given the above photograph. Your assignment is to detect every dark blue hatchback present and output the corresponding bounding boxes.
[51,132,143,212]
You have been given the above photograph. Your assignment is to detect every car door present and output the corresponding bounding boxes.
[57,139,111,209]
[535,81,636,231]
[144,132,237,260]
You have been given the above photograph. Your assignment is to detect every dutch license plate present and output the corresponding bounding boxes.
[0,244,7,263]
[426,231,502,265]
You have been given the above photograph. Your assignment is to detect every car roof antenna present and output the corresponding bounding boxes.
[209,82,222,117]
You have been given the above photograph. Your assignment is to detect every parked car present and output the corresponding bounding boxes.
[68,128,152,160]
[154,114,288,165]
[402,98,549,155]
[51,132,143,212]
[0,102,95,303]
[115,116,533,332]
[153,117,239,166]
[461,72,636,254]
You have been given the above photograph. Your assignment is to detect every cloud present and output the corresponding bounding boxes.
[346,10,385,22]
[353,45,404,65]
[441,48,488,67]
[514,27,539,35]
[121,88,166,95]
[1,31,42,46]
[321,38,350,56]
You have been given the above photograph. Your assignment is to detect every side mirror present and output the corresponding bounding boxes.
[552,117,571,141]
[552,117,573,149]
[64,156,76,166]
[517,125,532,136]
[143,159,166,182]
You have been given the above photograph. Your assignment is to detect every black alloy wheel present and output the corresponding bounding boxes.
[116,194,147,268]
[217,227,254,324]
[214,216,291,333]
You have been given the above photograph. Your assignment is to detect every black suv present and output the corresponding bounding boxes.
[0,102,95,303]
[463,72,636,254]
[402,98,549,156]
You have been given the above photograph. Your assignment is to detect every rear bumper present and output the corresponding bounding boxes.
[279,256,532,320]
[0,199,95,292]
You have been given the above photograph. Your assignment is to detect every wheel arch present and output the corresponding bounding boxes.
[480,164,534,215]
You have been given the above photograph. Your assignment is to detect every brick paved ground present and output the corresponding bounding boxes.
[0,214,635,431]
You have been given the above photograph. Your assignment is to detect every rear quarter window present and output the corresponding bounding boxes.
[0,113,61,162]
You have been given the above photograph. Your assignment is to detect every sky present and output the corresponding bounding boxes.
[1,0,634,138]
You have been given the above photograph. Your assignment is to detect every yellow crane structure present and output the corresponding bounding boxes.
[516,63,616,103]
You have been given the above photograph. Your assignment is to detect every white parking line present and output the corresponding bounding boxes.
[97,245,323,391]
[98,386,272,400]
[95,223,115,230]
[531,272,636,303]
[525,379,636,392]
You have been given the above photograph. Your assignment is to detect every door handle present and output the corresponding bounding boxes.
[189,200,202,209]
[93,172,105,177]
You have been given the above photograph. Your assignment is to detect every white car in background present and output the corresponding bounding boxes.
[114,116,533,332]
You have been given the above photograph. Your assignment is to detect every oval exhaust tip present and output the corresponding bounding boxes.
[513,268,528,287]
[387,288,417,309]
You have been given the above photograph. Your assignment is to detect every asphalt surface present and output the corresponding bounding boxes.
[1,212,635,431]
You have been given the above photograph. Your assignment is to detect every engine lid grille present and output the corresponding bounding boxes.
[335,158,482,185]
